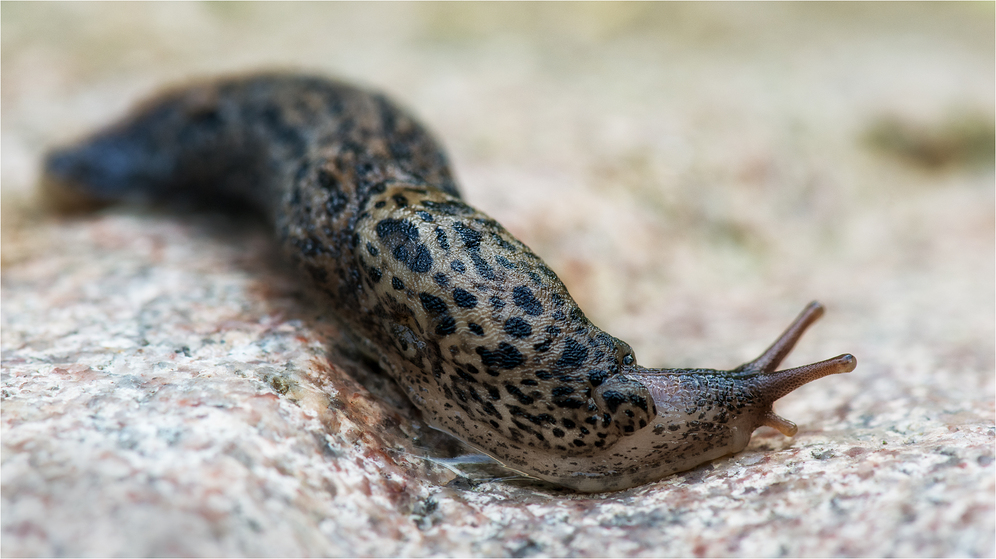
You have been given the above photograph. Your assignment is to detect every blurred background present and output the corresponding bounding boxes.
[1,3,993,555]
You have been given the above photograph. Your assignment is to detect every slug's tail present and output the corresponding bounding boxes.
[735,301,856,436]
[40,75,299,215]
[43,127,172,211]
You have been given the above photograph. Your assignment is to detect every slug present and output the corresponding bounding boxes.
[43,73,856,493]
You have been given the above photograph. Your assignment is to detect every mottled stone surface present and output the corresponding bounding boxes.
[2,4,993,557]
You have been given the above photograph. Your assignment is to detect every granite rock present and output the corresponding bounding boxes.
[2,4,993,556]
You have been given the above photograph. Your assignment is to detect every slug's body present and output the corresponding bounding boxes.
[44,74,855,492]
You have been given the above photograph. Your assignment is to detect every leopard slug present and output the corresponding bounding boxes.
[43,73,856,492]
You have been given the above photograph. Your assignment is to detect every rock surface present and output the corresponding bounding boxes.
[2,4,993,556]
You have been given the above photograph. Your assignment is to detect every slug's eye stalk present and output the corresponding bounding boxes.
[735,301,856,436]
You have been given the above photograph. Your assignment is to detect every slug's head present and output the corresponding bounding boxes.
[614,302,855,451]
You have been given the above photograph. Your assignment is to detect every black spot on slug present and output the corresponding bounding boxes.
[476,343,525,370]
[453,222,482,249]
[376,217,417,241]
[512,286,542,316]
[588,370,608,387]
[452,288,478,308]
[556,338,588,369]
[551,386,574,398]
[435,226,449,250]
[392,276,404,290]
[435,316,457,336]
[504,384,534,405]
[503,317,532,338]
[496,255,515,269]
[419,293,449,316]
[470,253,495,280]
[407,246,433,273]
[377,218,433,273]
[602,391,627,414]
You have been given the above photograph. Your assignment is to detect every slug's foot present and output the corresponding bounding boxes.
[737,302,857,435]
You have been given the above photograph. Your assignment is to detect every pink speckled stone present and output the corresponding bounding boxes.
[3,3,993,556]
